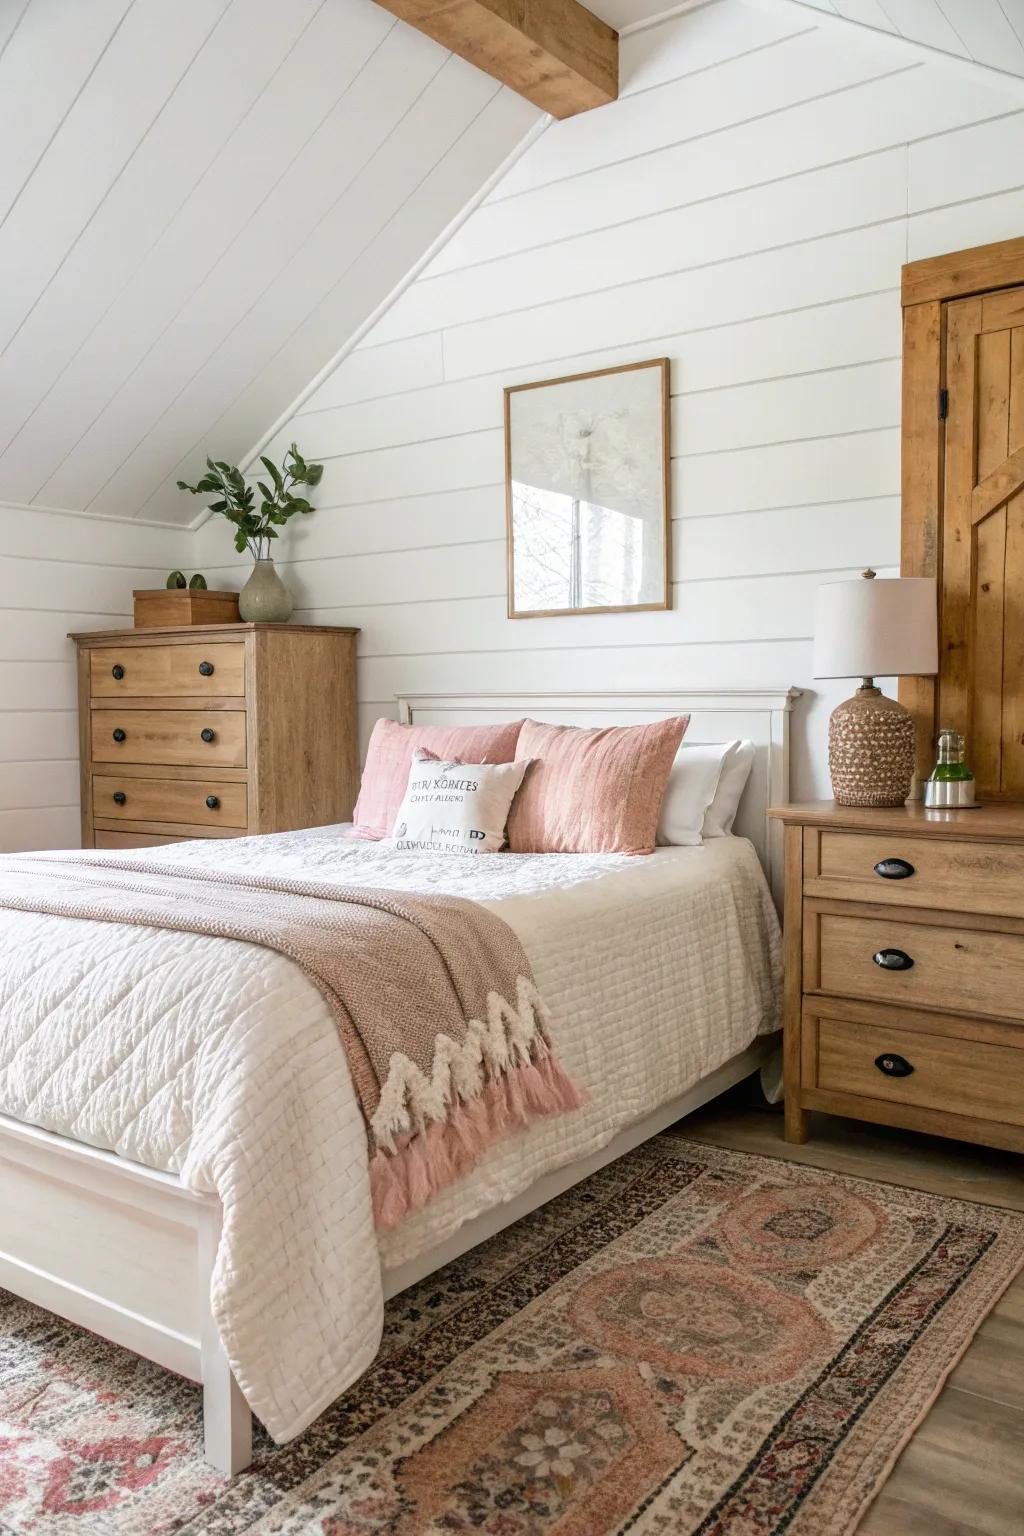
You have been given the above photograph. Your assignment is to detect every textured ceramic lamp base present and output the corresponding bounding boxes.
[828,685,916,807]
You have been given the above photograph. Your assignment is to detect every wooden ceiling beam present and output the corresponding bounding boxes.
[373,0,618,119]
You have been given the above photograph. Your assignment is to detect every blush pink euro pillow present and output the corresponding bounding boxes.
[506,715,690,855]
[351,717,525,839]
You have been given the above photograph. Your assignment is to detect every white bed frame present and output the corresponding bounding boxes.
[0,687,799,1476]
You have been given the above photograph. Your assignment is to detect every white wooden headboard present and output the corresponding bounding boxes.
[396,689,802,908]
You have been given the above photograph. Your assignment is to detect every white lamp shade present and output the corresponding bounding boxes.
[813,575,938,680]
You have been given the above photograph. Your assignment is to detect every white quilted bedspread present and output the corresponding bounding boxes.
[0,829,781,1442]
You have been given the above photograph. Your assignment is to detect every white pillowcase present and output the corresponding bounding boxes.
[393,750,529,854]
[656,740,755,846]
[703,739,755,837]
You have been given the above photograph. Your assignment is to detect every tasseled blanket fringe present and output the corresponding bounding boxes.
[369,1048,585,1230]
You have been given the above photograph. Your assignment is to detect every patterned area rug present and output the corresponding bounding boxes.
[1,1135,1022,1536]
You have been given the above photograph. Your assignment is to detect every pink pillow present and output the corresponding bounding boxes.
[351,718,525,839]
[506,716,690,855]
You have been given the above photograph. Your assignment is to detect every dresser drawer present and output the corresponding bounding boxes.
[811,1011,1024,1129]
[93,775,247,828]
[91,709,247,768]
[806,829,1024,918]
[90,643,245,699]
[812,910,1024,1021]
[94,830,188,849]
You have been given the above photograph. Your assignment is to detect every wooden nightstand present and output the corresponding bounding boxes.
[768,800,1024,1154]
[70,623,360,849]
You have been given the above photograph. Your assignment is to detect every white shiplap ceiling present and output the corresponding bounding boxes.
[3,0,1023,530]
[0,0,540,527]
[788,0,1024,77]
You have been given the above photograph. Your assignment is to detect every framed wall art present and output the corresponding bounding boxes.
[504,357,671,619]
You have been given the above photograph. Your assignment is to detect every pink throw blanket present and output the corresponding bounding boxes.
[0,853,585,1228]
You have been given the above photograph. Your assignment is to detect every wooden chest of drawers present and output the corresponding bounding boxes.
[769,801,1024,1155]
[71,623,360,849]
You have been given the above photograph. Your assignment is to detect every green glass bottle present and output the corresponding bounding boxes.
[931,730,972,782]
[924,729,977,807]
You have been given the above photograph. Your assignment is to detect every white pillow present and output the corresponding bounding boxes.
[656,740,756,845]
[393,750,528,854]
[656,742,731,846]
[704,739,755,837]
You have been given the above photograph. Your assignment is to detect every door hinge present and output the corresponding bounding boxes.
[939,387,949,420]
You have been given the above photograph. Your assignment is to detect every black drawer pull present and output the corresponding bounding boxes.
[874,857,915,880]
[205,795,220,810]
[201,728,215,743]
[873,947,914,971]
[875,1053,914,1078]
[112,791,126,806]
[112,728,126,743]
[111,664,124,680]
[198,660,214,677]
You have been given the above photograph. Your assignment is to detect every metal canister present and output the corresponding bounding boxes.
[923,775,978,808]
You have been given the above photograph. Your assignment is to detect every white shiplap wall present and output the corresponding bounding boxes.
[192,0,1024,799]
[0,505,183,850]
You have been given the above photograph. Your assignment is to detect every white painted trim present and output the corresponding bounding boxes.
[753,0,1024,93]
[396,687,801,906]
[187,110,552,533]
[0,497,186,533]
[616,0,719,39]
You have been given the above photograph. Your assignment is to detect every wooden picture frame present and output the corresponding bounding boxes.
[503,357,671,619]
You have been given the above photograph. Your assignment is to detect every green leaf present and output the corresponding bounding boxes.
[189,573,208,589]
[166,570,186,590]
[306,463,323,486]
[256,480,274,503]
[234,530,247,553]
[261,456,285,495]
[264,525,278,538]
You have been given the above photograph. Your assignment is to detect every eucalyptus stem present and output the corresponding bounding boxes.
[176,443,323,561]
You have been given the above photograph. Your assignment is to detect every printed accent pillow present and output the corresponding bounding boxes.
[393,750,530,855]
[507,715,690,855]
[351,718,524,839]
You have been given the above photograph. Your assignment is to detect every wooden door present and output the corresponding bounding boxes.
[942,287,1024,798]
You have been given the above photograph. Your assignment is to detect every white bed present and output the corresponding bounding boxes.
[0,687,797,1475]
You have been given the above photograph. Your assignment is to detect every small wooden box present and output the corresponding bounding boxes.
[133,588,241,628]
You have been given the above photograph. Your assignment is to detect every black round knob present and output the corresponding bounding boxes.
[205,795,220,810]
[112,791,126,806]
[198,661,214,677]
[111,664,125,680]
[200,728,215,744]
[112,728,126,743]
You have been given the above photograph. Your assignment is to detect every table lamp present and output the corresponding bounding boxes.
[813,570,938,807]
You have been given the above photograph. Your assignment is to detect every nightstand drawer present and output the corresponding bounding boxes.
[812,910,1024,1021]
[91,709,247,768]
[810,1010,1024,1129]
[93,775,248,828]
[90,643,245,698]
[806,829,1024,918]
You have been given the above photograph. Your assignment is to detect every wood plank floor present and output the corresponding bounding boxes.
[682,1088,1024,1535]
